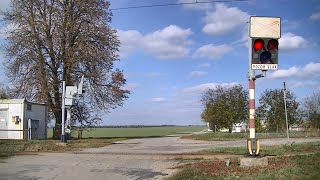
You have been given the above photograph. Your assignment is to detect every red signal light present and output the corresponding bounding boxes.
[267,39,278,51]
[253,39,264,51]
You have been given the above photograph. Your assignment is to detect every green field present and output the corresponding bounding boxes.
[47,126,206,139]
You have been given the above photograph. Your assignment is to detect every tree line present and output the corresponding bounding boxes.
[201,84,320,133]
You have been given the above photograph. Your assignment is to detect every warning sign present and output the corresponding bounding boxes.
[250,16,281,39]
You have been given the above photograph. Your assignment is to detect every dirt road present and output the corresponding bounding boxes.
[1,136,319,180]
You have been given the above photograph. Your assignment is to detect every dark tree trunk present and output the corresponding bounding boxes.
[53,108,62,139]
[229,127,233,133]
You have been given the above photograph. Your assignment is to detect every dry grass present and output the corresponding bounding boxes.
[0,138,124,158]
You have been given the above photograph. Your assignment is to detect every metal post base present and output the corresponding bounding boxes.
[61,135,67,143]
[66,133,71,141]
[247,138,260,156]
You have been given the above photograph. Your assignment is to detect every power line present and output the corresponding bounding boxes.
[110,0,251,11]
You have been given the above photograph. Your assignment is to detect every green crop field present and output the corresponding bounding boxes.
[47,126,206,139]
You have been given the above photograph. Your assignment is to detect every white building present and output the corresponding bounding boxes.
[0,99,48,140]
[212,122,247,133]
[231,122,247,133]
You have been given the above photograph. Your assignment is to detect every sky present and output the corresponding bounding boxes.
[0,0,320,126]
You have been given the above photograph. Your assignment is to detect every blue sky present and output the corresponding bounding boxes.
[1,0,320,126]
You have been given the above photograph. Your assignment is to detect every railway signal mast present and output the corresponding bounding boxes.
[61,76,85,143]
[248,16,281,156]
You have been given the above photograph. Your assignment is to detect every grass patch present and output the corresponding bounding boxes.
[182,132,247,141]
[203,146,247,155]
[202,142,320,156]
[169,152,320,180]
[169,167,211,180]
[47,126,206,139]
[261,141,320,156]
[184,131,319,141]
[170,142,320,179]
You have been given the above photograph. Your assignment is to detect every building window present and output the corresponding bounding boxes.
[27,104,32,111]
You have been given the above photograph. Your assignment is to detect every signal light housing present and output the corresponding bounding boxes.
[251,38,279,70]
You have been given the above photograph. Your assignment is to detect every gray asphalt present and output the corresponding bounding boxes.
[1,135,319,180]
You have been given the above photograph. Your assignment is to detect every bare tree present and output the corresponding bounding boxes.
[70,98,101,129]
[0,84,10,99]
[303,91,320,131]
[2,0,129,138]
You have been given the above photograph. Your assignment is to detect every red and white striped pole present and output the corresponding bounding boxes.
[247,21,260,156]
[247,21,259,156]
[249,79,255,139]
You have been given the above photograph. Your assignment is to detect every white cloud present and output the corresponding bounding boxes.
[123,83,143,91]
[143,25,192,59]
[202,3,249,36]
[144,72,168,78]
[268,67,300,79]
[117,30,142,57]
[151,97,167,103]
[193,44,233,59]
[289,80,319,89]
[189,71,208,78]
[177,0,213,10]
[118,25,192,59]
[303,62,320,73]
[181,82,238,95]
[269,62,320,79]
[198,63,211,68]
[310,11,320,21]
[279,33,308,52]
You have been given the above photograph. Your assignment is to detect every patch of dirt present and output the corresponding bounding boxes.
[189,156,296,176]
[0,139,116,154]
[23,139,115,152]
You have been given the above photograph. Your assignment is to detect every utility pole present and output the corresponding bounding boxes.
[61,81,66,143]
[283,81,289,142]
[61,75,85,142]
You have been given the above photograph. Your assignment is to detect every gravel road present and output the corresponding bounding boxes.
[1,135,319,180]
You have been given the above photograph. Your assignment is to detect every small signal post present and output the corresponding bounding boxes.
[247,16,281,156]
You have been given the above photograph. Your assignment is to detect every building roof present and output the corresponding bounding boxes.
[0,99,25,104]
[0,99,46,106]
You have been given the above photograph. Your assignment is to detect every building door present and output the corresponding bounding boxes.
[31,120,39,139]
[0,109,8,138]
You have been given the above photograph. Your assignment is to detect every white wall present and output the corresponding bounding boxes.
[0,104,9,139]
[7,103,24,139]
